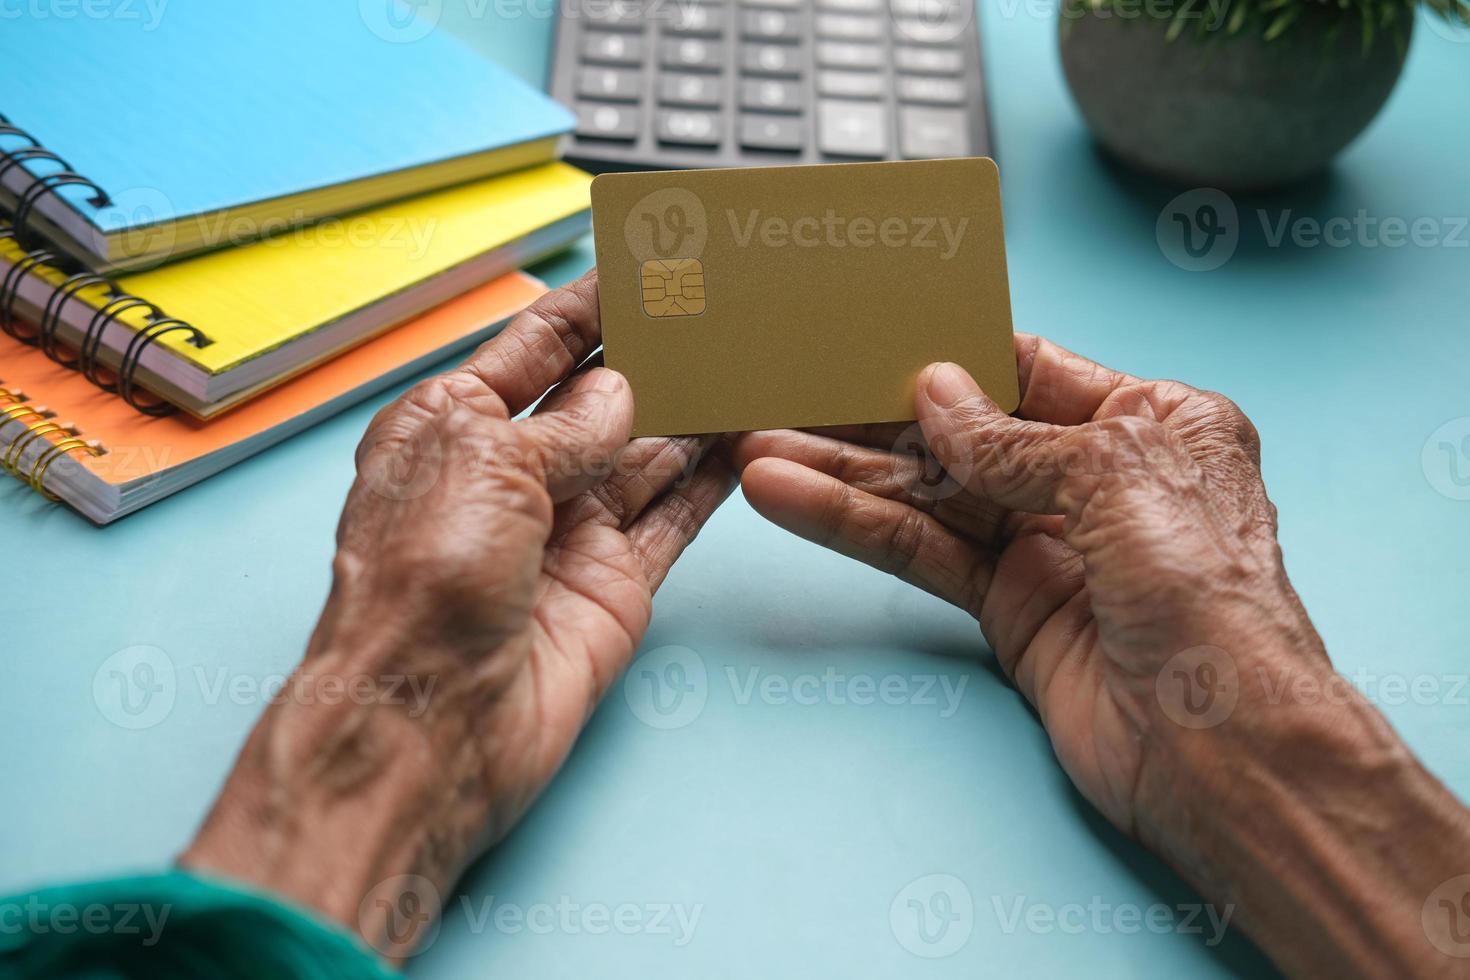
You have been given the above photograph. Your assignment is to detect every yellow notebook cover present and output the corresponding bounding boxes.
[1,162,590,376]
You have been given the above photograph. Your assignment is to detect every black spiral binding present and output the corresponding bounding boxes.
[39,271,113,367]
[0,379,107,502]
[0,112,211,415]
[0,112,110,249]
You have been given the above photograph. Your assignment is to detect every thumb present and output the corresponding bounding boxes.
[915,362,1074,516]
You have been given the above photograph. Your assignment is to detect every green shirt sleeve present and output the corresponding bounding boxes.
[0,869,401,980]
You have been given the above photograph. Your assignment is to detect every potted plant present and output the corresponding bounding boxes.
[1059,0,1469,189]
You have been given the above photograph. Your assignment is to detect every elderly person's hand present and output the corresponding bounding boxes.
[180,271,734,959]
[736,337,1470,978]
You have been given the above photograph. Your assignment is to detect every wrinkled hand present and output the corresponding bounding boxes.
[334,269,734,845]
[184,271,734,954]
[736,337,1470,978]
[736,336,1320,838]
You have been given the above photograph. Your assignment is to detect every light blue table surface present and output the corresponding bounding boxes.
[4,7,1469,979]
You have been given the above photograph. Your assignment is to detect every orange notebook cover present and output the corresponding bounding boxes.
[0,271,546,524]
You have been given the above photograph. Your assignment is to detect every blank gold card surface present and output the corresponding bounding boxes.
[592,157,1018,437]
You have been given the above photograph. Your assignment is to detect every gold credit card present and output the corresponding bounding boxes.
[592,157,1018,437]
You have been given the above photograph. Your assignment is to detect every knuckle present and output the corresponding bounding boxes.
[482,463,555,525]
[877,506,926,577]
[840,447,897,493]
[1073,416,1179,487]
[1095,413,1169,447]
[519,285,595,365]
[657,491,703,543]
[465,420,542,482]
[1196,389,1262,455]
[396,373,462,418]
[587,477,632,526]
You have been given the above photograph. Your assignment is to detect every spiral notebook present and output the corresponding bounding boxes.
[0,163,592,418]
[0,0,575,272]
[0,272,549,524]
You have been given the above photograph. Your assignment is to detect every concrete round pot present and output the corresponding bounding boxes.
[1059,6,1413,190]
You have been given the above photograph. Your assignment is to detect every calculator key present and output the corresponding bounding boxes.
[740,113,804,151]
[898,105,969,157]
[741,43,802,76]
[577,67,642,101]
[740,78,802,112]
[818,100,889,157]
[816,41,882,69]
[657,109,722,145]
[896,75,966,105]
[659,37,725,70]
[581,32,645,65]
[892,19,967,44]
[576,102,641,141]
[664,3,726,36]
[817,0,882,11]
[894,45,964,74]
[741,8,802,41]
[741,0,803,8]
[583,0,646,30]
[889,0,966,18]
[818,69,883,98]
[659,72,723,107]
[815,13,882,39]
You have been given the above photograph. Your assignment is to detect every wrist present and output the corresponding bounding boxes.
[1137,659,1470,977]
[179,648,492,958]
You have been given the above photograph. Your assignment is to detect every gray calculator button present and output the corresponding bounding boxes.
[741,8,803,41]
[657,109,722,145]
[894,45,964,74]
[581,32,645,65]
[577,67,642,101]
[576,102,641,140]
[898,105,969,157]
[659,73,723,107]
[815,13,882,39]
[816,41,882,68]
[659,37,725,70]
[665,3,726,36]
[892,19,967,44]
[818,99,889,157]
[818,69,883,98]
[583,0,646,30]
[741,43,802,76]
[740,78,802,112]
[896,75,966,105]
[740,113,805,150]
[741,0,803,9]
[817,0,883,11]
[889,0,966,18]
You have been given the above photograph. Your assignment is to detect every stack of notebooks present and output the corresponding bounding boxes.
[0,3,592,523]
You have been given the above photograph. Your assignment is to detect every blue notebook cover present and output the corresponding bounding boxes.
[0,0,573,246]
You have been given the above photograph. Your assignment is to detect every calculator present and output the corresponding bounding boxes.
[548,0,993,171]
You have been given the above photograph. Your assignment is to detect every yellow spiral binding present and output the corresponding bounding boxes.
[29,436,103,500]
[0,378,106,501]
[0,401,46,429]
[5,420,76,474]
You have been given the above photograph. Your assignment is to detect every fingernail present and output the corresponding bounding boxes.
[586,368,624,393]
[923,362,977,408]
